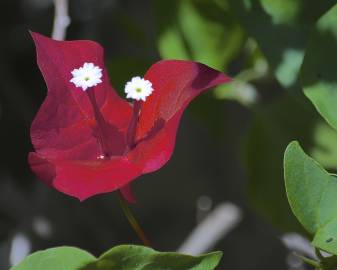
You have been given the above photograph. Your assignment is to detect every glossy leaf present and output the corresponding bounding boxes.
[81,245,222,270]
[10,247,95,270]
[302,3,337,131]
[284,141,337,255]
[11,245,222,270]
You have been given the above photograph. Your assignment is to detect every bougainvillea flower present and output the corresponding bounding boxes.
[28,32,231,202]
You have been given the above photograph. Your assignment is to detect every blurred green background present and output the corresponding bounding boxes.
[0,0,336,269]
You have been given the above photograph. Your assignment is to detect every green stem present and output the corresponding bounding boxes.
[295,253,320,268]
[118,192,151,247]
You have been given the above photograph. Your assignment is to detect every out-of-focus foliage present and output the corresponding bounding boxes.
[302,3,337,131]
[229,0,336,90]
[152,0,248,138]
[282,6,337,266]
[155,0,245,71]
[233,1,337,233]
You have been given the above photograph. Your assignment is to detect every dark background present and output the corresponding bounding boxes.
[1,0,336,269]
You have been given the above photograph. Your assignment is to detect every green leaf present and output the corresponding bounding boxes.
[230,0,335,89]
[284,141,337,255]
[10,247,95,270]
[81,245,222,270]
[302,3,337,131]
[244,93,337,232]
[11,245,222,270]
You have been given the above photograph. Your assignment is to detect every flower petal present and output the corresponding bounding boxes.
[128,111,182,173]
[30,32,132,161]
[29,153,142,201]
[132,60,231,173]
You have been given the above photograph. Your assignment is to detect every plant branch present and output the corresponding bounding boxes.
[51,0,70,40]
[178,202,242,255]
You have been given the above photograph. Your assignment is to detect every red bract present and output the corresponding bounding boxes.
[29,32,231,202]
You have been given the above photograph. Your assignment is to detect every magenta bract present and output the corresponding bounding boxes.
[29,32,231,201]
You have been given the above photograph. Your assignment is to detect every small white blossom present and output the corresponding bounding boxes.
[124,76,153,101]
[70,62,103,91]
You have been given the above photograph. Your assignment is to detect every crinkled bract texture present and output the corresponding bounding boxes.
[29,32,231,201]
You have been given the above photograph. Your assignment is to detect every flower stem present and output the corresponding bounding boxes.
[126,100,141,149]
[295,253,320,268]
[117,192,151,247]
[315,248,324,261]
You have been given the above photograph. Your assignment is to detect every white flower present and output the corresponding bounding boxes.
[124,76,154,101]
[70,62,103,91]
